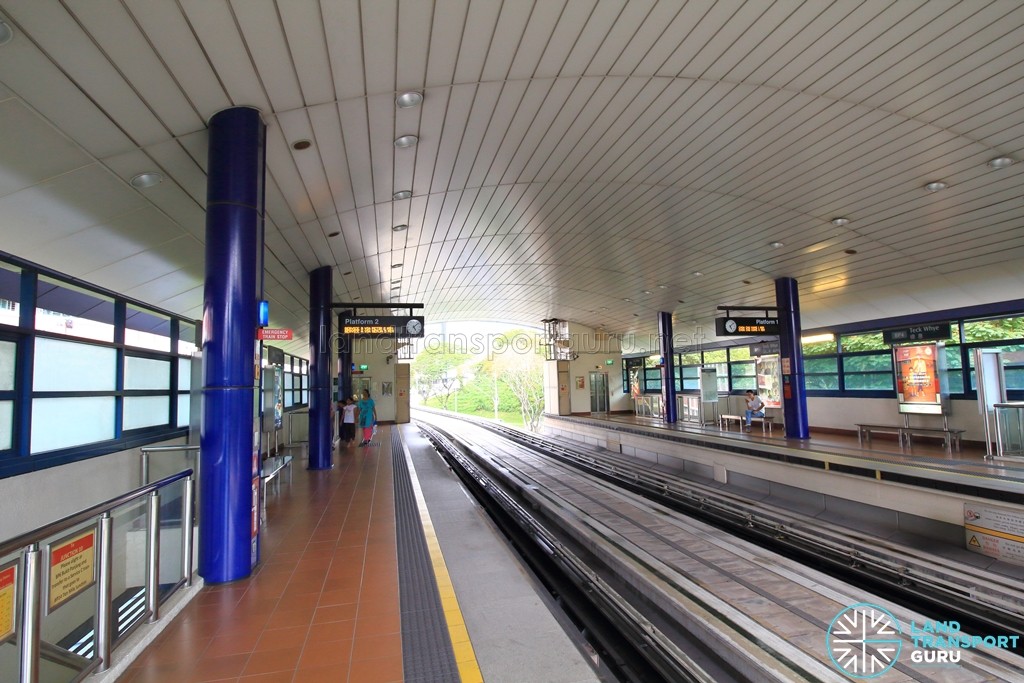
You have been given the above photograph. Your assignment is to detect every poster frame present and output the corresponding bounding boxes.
[44,525,97,615]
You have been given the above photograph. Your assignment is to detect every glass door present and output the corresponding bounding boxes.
[589,372,609,413]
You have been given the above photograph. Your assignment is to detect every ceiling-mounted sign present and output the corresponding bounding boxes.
[716,317,779,336]
[342,316,425,338]
[882,323,951,345]
[749,341,781,356]
[257,328,293,341]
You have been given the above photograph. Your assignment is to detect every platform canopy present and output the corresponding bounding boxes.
[0,2,1022,355]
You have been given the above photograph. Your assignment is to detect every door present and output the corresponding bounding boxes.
[589,372,609,414]
[394,364,410,423]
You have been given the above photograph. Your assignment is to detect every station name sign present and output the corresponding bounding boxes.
[342,316,425,338]
[716,317,780,336]
[883,323,951,345]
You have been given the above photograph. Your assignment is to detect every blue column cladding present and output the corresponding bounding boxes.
[659,311,678,423]
[200,107,265,583]
[308,266,333,469]
[775,276,810,439]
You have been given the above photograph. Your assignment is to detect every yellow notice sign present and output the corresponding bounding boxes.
[48,529,96,612]
[0,562,16,643]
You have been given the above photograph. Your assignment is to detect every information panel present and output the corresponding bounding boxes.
[894,342,946,415]
[716,317,779,336]
[882,323,950,345]
[0,561,15,644]
[47,528,96,612]
[965,503,1024,566]
[342,316,425,338]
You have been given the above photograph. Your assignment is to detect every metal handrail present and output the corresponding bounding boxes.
[0,469,193,557]
[140,444,200,486]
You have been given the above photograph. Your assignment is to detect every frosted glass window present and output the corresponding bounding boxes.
[124,396,170,430]
[33,338,116,391]
[0,340,14,391]
[178,358,191,391]
[125,306,171,352]
[301,390,308,405]
[285,373,294,391]
[178,322,198,355]
[31,397,115,453]
[0,401,12,450]
[124,356,170,390]
[177,394,190,428]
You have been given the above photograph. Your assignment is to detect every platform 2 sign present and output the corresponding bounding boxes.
[342,316,425,338]
[964,503,1024,567]
[0,561,15,644]
[716,317,779,336]
[47,528,96,613]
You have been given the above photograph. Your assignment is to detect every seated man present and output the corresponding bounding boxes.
[744,390,765,431]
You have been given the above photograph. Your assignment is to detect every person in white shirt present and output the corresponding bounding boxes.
[744,390,765,431]
[341,397,356,445]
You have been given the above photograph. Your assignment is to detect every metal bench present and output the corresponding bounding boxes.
[721,413,775,433]
[901,426,965,454]
[855,423,904,448]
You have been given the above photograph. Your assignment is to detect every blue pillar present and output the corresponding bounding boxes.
[659,311,678,423]
[200,106,265,583]
[308,266,333,469]
[775,277,810,438]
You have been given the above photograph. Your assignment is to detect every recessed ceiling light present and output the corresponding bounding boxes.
[623,298,631,302]
[391,263,403,268]
[658,284,668,289]
[642,290,651,295]
[677,300,685,304]
[692,271,703,277]
[292,139,312,151]
[352,296,360,300]
[988,156,1014,169]
[924,181,948,192]
[393,190,413,200]
[394,135,418,148]
[392,224,408,232]
[768,241,784,249]
[844,248,858,255]
[395,91,423,108]
[130,172,163,189]
[342,271,352,276]
[742,280,752,285]
[0,20,13,46]
[831,217,850,226]
[327,231,340,237]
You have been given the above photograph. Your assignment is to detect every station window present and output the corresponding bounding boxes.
[126,305,171,352]
[0,339,14,451]
[35,276,115,343]
[0,263,18,328]
[804,357,840,390]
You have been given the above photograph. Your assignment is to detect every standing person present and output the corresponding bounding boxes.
[355,389,377,446]
[744,390,764,431]
[341,398,356,446]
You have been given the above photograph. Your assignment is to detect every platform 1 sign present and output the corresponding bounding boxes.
[342,316,425,338]
[716,317,779,336]
[964,503,1024,566]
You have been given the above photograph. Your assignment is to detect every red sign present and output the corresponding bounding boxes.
[257,328,293,340]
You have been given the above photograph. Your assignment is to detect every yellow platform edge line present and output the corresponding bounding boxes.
[399,429,484,683]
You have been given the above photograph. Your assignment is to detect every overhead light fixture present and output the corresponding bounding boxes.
[642,290,651,295]
[658,284,667,289]
[801,332,835,344]
[392,224,408,232]
[394,135,418,148]
[395,91,423,108]
[292,139,312,150]
[924,181,948,192]
[692,271,703,277]
[623,298,631,302]
[831,217,850,226]
[393,190,412,200]
[391,263,403,268]
[768,241,784,249]
[844,248,858,255]
[0,19,12,46]
[342,271,353,276]
[327,231,340,237]
[988,156,1014,169]
[130,172,163,189]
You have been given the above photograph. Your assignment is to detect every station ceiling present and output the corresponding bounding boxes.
[0,1,1022,356]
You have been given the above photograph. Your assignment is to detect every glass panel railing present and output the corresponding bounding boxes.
[0,469,195,682]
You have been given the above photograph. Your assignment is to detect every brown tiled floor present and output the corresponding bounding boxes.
[121,428,402,683]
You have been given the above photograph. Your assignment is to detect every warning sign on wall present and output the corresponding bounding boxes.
[964,503,1024,566]
[0,562,16,643]
[47,528,96,612]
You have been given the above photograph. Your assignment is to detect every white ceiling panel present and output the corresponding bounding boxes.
[0,0,1020,354]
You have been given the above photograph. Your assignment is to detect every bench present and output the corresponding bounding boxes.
[720,413,775,434]
[855,424,965,454]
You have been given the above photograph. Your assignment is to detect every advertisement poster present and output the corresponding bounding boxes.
[894,343,944,414]
[755,355,782,408]
[0,562,15,643]
[273,366,283,430]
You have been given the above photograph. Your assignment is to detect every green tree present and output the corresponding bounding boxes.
[491,330,545,431]
[411,343,471,409]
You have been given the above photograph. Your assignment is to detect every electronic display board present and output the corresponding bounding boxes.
[342,316,425,338]
[716,317,779,336]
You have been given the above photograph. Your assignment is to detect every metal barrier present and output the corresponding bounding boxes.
[0,470,195,683]
[140,444,200,487]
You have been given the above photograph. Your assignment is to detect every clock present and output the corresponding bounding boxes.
[724,319,738,334]
[405,318,422,336]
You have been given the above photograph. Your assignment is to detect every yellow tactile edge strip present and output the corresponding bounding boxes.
[400,431,484,683]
